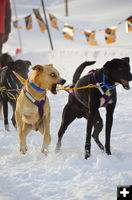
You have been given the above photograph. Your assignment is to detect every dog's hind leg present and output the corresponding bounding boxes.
[10,100,17,128]
[55,104,77,153]
[85,104,99,159]
[92,111,104,151]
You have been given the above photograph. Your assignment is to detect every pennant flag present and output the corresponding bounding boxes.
[25,15,32,30]
[33,9,47,32]
[13,20,21,29]
[125,16,132,33]
[49,13,59,30]
[105,27,116,44]
[84,30,98,46]
[62,24,75,40]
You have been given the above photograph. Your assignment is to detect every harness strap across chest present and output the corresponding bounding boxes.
[68,70,115,108]
[23,89,46,119]
[89,70,115,107]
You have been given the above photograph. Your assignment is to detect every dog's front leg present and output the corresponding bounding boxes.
[41,113,51,155]
[3,97,9,131]
[85,110,96,159]
[15,111,29,154]
[105,105,115,155]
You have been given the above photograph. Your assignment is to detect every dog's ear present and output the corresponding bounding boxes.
[122,57,130,64]
[46,64,53,67]
[103,61,111,76]
[32,65,43,72]
[25,60,32,66]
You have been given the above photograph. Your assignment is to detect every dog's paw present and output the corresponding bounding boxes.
[105,149,112,155]
[4,124,10,131]
[99,143,104,151]
[85,150,91,159]
[20,145,28,154]
[41,145,49,156]
[55,143,61,153]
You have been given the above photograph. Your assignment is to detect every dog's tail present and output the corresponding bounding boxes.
[13,71,26,85]
[72,61,96,85]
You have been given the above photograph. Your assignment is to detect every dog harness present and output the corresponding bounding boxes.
[89,70,117,107]
[23,88,46,119]
[67,70,116,107]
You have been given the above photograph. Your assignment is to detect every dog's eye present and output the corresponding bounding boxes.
[50,73,56,78]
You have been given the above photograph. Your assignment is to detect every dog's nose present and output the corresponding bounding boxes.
[60,79,66,85]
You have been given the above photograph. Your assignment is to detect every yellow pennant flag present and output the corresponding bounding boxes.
[49,13,59,31]
[125,16,132,33]
[25,15,32,30]
[105,27,116,44]
[62,24,75,40]
[33,9,47,32]
[84,30,98,46]
[13,20,21,29]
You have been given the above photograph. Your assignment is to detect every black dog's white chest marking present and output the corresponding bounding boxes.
[100,89,113,107]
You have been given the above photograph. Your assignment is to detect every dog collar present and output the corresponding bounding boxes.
[29,81,47,92]
[102,73,116,90]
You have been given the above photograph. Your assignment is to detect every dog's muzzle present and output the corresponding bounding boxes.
[51,79,66,94]
[120,73,132,90]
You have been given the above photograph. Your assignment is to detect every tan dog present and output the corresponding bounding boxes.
[13,64,66,154]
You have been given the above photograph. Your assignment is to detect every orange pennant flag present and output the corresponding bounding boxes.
[49,13,59,31]
[13,20,21,29]
[25,15,32,30]
[125,16,132,33]
[84,30,98,46]
[62,24,75,40]
[105,27,116,44]
[33,9,47,32]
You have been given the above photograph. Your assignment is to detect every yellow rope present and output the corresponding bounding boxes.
[0,84,97,99]
[7,92,17,100]
[57,84,97,91]
[0,86,18,100]
[0,86,6,92]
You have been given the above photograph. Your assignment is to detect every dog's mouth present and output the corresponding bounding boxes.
[51,84,57,94]
[51,79,66,94]
[120,79,130,90]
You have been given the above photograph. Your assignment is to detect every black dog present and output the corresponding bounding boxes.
[56,58,132,159]
[0,53,31,130]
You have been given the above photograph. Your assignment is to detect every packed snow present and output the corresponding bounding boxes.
[0,0,132,199]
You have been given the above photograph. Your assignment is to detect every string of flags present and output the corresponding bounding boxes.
[12,8,132,46]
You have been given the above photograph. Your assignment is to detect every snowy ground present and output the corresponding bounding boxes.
[0,0,132,200]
